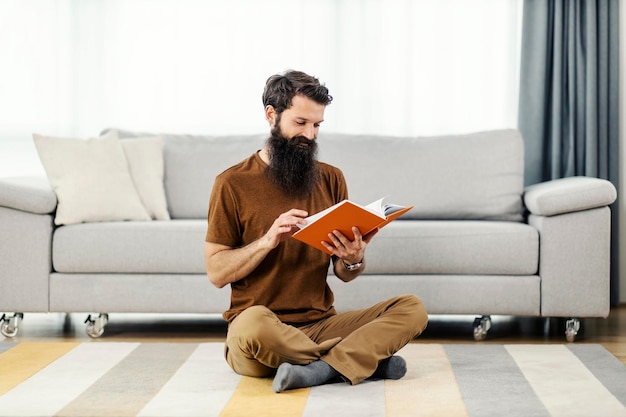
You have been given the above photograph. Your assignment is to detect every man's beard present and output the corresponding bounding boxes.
[265,125,320,198]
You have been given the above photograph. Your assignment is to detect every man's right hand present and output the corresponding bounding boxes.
[262,208,309,248]
[205,208,308,288]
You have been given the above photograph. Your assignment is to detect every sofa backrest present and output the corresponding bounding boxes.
[113,129,266,219]
[318,129,524,221]
[114,128,524,222]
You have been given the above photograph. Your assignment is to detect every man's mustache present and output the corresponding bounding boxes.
[290,136,315,147]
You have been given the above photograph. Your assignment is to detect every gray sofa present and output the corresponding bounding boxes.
[0,129,617,341]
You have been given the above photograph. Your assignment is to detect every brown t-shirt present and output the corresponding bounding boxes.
[206,152,348,324]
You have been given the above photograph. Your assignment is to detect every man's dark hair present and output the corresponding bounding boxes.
[262,70,333,115]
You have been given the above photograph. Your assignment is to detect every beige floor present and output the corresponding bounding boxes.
[3,305,625,365]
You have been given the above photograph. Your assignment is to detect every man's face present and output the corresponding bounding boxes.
[267,94,325,142]
[264,94,326,197]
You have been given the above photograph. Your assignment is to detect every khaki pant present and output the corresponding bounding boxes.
[224,294,428,385]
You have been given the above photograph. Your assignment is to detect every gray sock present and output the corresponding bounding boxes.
[371,355,407,380]
[272,360,339,393]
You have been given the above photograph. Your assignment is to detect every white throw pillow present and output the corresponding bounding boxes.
[121,137,170,220]
[33,131,151,225]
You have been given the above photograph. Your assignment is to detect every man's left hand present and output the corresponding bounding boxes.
[322,226,378,264]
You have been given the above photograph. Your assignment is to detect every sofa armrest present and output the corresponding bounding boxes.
[0,206,53,312]
[523,176,616,217]
[529,207,611,318]
[524,177,615,318]
[0,176,57,214]
[0,177,56,313]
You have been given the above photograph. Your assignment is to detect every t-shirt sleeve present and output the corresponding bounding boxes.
[205,174,241,247]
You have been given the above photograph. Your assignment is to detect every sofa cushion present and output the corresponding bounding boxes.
[52,219,537,276]
[111,129,266,219]
[33,131,151,225]
[361,220,539,275]
[112,128,524,221]
[317,129,525,221]
[52,220,206,273]
[120,137,170,220]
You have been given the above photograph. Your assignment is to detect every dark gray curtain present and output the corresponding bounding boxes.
[518,0,620,305]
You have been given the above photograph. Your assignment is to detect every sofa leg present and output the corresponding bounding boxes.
[565,318,580,343]
[472,315,492,341]
[0,313,23,338]
[84,313,109,338]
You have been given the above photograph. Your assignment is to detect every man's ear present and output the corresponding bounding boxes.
[265,105,277,126]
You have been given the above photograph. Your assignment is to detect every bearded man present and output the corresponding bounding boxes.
[204,70,428,393]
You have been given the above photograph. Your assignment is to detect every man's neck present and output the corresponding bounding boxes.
[258,146,271,164]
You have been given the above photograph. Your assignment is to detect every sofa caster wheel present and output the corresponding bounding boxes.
[0,313,24,338]
[565,318,580,342]
[85,313,109,338]
[473,315,491,341]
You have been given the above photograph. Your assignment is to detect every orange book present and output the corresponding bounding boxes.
[292,198,413,255]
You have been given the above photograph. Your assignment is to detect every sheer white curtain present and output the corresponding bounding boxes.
[0,0,521,175]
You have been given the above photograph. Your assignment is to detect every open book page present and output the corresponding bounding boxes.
[300,201,352,225]
[292,197,413,254]
[364,198,409,217]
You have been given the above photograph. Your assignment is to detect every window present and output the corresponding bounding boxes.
[0,0,521,176]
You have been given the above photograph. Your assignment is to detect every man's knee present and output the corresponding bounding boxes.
[228,305,278,342]
[231,305,275,326]
[225,306,279,377]
[397,294,429,335]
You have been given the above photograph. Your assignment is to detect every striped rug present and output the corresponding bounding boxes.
[0,342,624,417]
